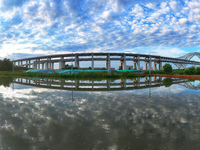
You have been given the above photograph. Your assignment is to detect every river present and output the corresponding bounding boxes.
[0,77,199,150]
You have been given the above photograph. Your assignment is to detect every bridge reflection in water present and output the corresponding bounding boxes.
[13,77,199,91]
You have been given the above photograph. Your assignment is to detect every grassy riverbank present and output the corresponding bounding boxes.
[0,71,145,79]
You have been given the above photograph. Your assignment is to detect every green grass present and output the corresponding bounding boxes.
[0,71,145,79]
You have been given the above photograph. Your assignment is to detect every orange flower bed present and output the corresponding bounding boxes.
[146,74,200,79]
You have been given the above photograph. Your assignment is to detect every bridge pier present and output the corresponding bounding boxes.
[133,61,137,69]
[37,59,40,69]
[59,57,65,69]
[29,60,31,68]
[18,61,21,66]
[120,55,126,70]
[45,58,52,69]
[149,56,152,70]
[75,55,79,69]
[52,62,54,69]
[92,54,94,70]
[106,54,110,70]
[45,60,48,69]
[154,61,162,70]
[144,57,152,70]
[33,61,37,69]
[145,61,148,70]
[159,62,162,70]
[137,56,140,70]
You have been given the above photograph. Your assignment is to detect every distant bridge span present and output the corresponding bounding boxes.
[12,52,200,70]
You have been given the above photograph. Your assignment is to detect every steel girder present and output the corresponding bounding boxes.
[174,52,200,69]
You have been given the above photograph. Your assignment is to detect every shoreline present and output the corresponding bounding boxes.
[147,74,200,79]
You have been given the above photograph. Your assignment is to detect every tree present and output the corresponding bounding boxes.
[184,66,195,75]
[0,58,13,71]
[163,64,172,74]
[195,67,200,75]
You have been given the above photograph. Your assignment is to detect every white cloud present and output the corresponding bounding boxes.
[101,10,111,20]
[131,4,144,17]
[160,2,167,8]
[188,1,200,9]
[0,0,199,60]
[169,1,178,11]
[152,48,186,57]
[179,18,188,25]
[145,3,156,9]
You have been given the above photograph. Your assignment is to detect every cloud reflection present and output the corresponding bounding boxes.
[0,80,199,149]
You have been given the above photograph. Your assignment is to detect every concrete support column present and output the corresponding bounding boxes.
[149,56,152,70]
[26,60,30,68]
[133,61,137,69]
[92,54,94,70]
[33,61,37,69]
[48,62,51,69]
[133,56,136,69]
[42,63,44,69]
[120,57,123,70]
[120,55,126,70]
[21,61,23,66]
[154,62,157,70]
[49,58,52,69]
[45,61,48,69]
[26,60,31,68]
[59,56,65,69]
[45,58,51,69]
[154,61,160,70]
[106,54,110,70]
[52,63,54,69]
[75,55,79,68]
[37,59,40,69]
[123,55,126,70]
[159,62,162,70]
[145,61,148,70]
[29,60,31,68]
[137,55,140,70]
[26,60,28,68]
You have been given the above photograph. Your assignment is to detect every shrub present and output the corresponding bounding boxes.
[184,66,195,75]
[195,67,200,75]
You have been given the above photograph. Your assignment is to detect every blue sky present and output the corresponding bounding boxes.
[0,0,200,60]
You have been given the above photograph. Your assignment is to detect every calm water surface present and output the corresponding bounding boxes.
[0,77,200,150]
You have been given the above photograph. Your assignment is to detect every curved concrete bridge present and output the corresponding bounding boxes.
[12,52,200,70]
